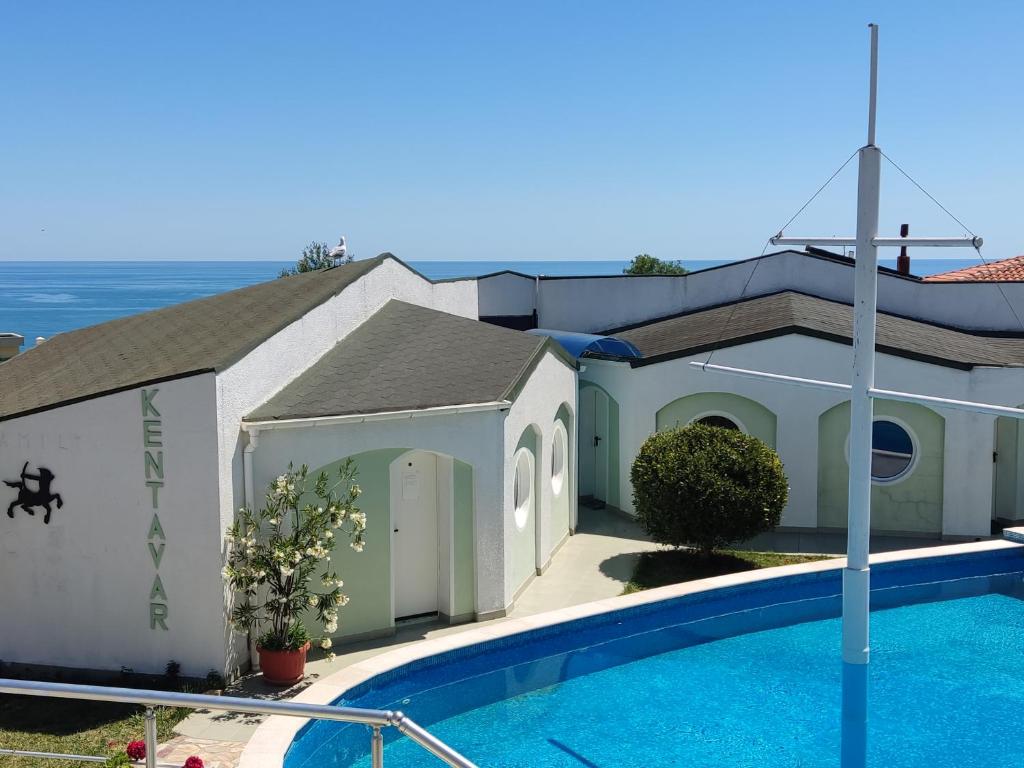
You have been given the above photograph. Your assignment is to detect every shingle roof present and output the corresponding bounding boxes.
[611,291,1024,370]
[923,255,1024,282]
[246,300,557,422]
[0,256,387,422]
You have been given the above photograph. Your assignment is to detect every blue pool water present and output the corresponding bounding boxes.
[286,549,1024,768]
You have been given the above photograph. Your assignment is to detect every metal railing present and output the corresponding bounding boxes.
[0,678,479,768]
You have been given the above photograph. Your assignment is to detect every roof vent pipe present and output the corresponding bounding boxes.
[897,223,911,275]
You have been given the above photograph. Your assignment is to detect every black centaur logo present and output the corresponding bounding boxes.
[5,462,63,524]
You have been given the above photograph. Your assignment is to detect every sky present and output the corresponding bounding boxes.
[2,1,1023,263]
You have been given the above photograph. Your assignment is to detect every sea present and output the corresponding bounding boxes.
[0,258,989,345]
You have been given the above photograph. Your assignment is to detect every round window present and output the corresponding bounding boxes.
[871,419,914,481]
[696,414,740,431]
[551,422,567,496]
[513,449,532,530]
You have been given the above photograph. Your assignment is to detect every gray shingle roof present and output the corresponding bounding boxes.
[246,300,553,421]
[612,291,1024,369]
[0,256,387,422]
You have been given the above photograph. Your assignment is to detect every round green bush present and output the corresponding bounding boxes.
[630,423,789,553]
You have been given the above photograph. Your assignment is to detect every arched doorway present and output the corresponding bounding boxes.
[579,384,618,508]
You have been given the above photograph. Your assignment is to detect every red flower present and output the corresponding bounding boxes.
[126,741,146,761]
[184,757,204,768]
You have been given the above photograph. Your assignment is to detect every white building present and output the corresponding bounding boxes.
[0,255,575,678]
[3,247,1024,678]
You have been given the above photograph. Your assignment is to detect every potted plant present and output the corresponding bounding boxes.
[222,461,365,685]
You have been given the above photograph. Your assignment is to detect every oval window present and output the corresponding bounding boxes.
[551,422,567,496]
[696,414,740,431]
[871,420,914,481]
[513,449,532,530]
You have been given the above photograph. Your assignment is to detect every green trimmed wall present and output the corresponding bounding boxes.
[817,401,945,534]
[579,382,620,508]
[511,427,538,594]
[655,391,777,448]
[305,449,475,639]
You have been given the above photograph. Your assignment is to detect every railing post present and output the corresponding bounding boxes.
[371,726,384,768]
[144,707,157,768]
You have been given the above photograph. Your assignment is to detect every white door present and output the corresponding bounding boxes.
[594,389,610,503]
[392,451,439,619]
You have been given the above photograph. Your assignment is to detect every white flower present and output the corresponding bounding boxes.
[351,512,367,527]
[221,566,231,580]
[328,652,337,662]
[351,485,362,496]
[308,595,318,607]
[325,621,338,633]
[280,565,294,577]
[351,541,365,553]
[320,638,332,649]
[335,593,349,606]
[325,531,334,540]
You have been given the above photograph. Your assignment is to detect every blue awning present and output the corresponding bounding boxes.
[527,329,642,361]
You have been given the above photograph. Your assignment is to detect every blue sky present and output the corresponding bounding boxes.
[2,2,1022,262]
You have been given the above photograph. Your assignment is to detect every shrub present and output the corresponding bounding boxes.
[223,461,365,655]
[630,423,788,554]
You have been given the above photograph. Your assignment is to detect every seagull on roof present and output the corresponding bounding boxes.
[329,236,347,263]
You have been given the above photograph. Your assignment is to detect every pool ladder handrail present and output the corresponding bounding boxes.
[0,677,479,768]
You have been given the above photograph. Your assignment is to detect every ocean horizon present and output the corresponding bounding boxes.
[0,257,992,344]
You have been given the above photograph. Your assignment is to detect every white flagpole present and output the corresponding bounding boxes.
[842,22,880,768]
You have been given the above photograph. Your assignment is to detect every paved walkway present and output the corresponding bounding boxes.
[171,505,659,752]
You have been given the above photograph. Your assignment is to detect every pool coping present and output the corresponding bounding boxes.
[239,538,1021,768]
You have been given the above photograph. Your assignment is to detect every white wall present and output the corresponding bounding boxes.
[521,251,1024,334]
[501,349,578,607]
[477,272,536,318]
[247,410,506,618]
[582,334,1024,538]
[0,374,224,676]
[213,257,478,607]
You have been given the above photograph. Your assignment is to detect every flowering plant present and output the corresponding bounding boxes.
[183,757,204,768]
[125,741,146,761]
[223,461,365,653]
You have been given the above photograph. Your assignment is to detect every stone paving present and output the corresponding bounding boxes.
[157,736,245,768]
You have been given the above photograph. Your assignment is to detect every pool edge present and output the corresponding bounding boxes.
[240,538,1020,768]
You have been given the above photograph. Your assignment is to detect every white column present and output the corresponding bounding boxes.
[774,405,820,528]
[942,410,996,537]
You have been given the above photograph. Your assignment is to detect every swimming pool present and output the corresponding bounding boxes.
[280,543,1024,768]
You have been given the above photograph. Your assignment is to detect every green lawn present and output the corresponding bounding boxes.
[0,695,188,768]
[623,548,834,594]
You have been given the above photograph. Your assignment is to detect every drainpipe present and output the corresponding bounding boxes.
[897,223,911,275]
[241,427,260,672]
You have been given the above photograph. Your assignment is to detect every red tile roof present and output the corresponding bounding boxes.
[924,255,1024,282]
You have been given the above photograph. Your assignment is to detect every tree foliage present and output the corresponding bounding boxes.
[630,423,788,554]
[223,461,365,653]
[623,253,688,275]
[279,240,353,278]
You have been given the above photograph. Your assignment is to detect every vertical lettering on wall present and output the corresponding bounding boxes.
[142,388,169,630]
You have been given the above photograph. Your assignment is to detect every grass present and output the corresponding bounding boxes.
[0,694,189,768]
[623,548,835,594]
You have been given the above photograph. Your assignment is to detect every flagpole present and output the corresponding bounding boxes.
[841,22,880,768]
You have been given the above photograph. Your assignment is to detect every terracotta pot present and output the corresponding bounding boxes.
[258,641,310,686]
